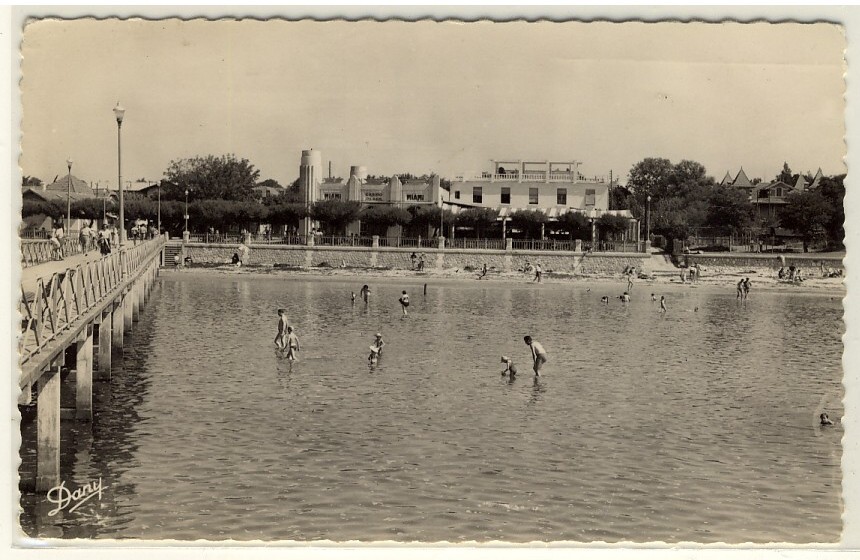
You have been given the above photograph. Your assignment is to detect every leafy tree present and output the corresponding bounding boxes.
[818,174,845,249]
[360,205,412,236]
[70,198,114,221]
[508,209,548,239]
[406,205,453,237]
[596,214,629,240]
[779,190,831,252]
[776,162,795,184]
[162,154,261,201]
[310,199,362,235]
[554,211,591,241]
[266,202,307,233]
[455,207,499,237]
[22,175,43,187]
[626,157,674,201]
[706,188,755,234]
[650,197,704,241]
[258,178,283,190]
[22,199,62,219]
[609,185,633,211]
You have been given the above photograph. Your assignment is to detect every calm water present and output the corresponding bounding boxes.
[19,272,844,542]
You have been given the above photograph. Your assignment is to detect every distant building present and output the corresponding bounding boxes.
[722,166,826,226]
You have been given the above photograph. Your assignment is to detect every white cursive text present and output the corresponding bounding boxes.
[46,478,105,516]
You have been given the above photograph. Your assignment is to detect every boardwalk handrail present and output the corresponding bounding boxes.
[18,235,166,368]
[21,238,82,268]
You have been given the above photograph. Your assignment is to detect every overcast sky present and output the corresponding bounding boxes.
[19,19,845,188]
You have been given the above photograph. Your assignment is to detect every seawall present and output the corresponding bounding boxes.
[172,242,646,275]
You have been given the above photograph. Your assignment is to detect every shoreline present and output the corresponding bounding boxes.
[160,264,846,296]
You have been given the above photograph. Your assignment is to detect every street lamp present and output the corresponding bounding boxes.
[113,102,126,246]
[184,189,189,236]
[157,181,161,234]
[66,158,73,234]
[646,194,652,243]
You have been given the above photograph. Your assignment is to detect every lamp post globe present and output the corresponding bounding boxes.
[113,102,126,247]
[65,158,73,234]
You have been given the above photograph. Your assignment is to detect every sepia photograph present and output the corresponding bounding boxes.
[7,6,854,554]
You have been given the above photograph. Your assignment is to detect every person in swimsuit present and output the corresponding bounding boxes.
[285,326,300,361]
[360,284,371,303]
[524,336,548,377]
[399,290,410,316]
[500,355,518,377]
[374,333,385,355]
[619,292,630,303]
[601,296,609,304]
[659,295,667,313]
[742,278,751,299]
[274,308,288,349]
[736,279,745,299]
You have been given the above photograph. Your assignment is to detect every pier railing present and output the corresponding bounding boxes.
[21,238,83,268]
[19,235,166,366]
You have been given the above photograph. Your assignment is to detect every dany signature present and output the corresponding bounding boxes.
[46,478,105,516]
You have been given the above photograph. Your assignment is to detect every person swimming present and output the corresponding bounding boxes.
[600,296,609,304]
[619,292,630,303]
[651,293,657,302]
[820,412,835,426]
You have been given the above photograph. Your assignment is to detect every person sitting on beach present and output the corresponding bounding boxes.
[500,355,517,377]
[274,308,288,349]
[619,292,630,303]
[524,336,548,377]
[601,296,609,304]
[399,290,410,316]
[778,267,786,280]
[285,326,300,361]
[820,412,835,426]
[184,256,193,266]
[232,252,241,265]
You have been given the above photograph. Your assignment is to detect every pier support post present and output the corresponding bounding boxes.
[75,324,94,421]
[112,300,124,349]
[123,291,133,333]
[97,310,112,380]
[132,283,141,322]
[36,366,61,492]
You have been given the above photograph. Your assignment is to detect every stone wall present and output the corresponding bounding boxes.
[684,254,844,275]
[176,242,644,275]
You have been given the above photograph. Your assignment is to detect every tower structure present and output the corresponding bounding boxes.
[299,149,323,237]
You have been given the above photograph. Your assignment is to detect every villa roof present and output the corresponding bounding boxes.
[794,174,807,191]
[44,174,93,195]
[732,167,753,188]
[721,171,733,186]
[811,168,824,189]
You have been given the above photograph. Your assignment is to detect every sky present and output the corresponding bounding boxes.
[18,19,846,189]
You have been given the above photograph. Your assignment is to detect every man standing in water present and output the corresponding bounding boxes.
[524,335,548,377]
[743,278,752,299]
[399,290,410,316]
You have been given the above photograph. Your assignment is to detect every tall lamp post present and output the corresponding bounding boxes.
[645,194,652,243]
[184,189,189,238]
[157,181,162,234]
[113,102,126,246]
[66,158,73,233]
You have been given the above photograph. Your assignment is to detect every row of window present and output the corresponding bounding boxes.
[458,187,596,206]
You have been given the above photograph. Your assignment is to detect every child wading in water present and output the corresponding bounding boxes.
[659,295,667,313]
[500,356,517,377]
[285,326,300,361]
[524,336,548,377]
[274,308,288,349]
[399,290,410,316]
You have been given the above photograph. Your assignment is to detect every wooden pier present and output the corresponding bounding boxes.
[18,236,165,491]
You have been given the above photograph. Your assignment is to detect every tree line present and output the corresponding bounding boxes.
[619,158,844,251]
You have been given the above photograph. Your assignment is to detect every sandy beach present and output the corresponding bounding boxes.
[162,262,846,295]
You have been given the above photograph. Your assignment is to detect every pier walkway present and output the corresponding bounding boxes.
[17,236,165,491]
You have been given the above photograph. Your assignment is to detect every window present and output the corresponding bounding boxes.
[501,187,511,204]
[473,187,482,204]
[557,188,567,205]
[775,187,783,197]
[454,190,460,200]
[585,189,596,206]
[406,193,425,201]
[758,189,769,199]
[529,188,539,205]
[323,192,341,200]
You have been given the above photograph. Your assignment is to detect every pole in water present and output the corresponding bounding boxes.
[423,283,427,295]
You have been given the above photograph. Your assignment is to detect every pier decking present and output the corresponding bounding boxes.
[18,236,165,491]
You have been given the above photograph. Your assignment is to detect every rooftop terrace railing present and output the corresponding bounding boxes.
[455,172,607,183]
